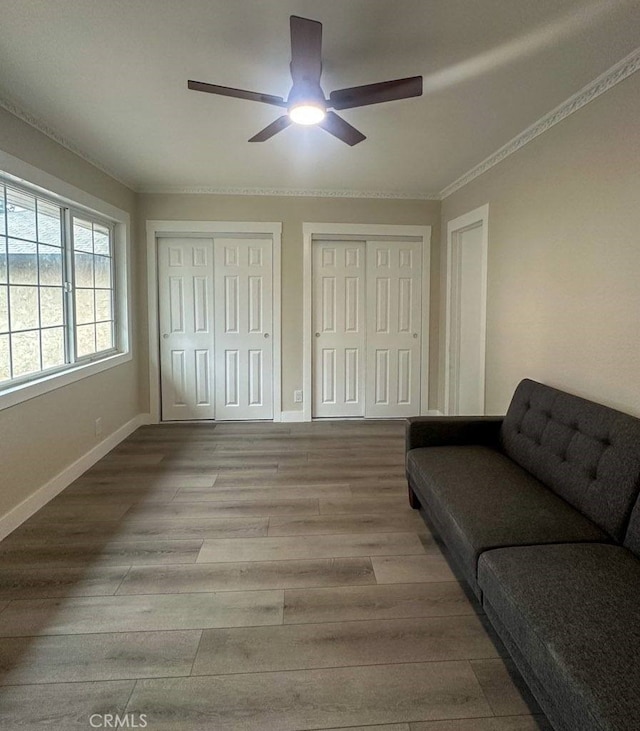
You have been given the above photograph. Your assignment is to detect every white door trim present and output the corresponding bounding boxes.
[146,220,282,423]
[302,222,431,422]
[444,204,489,416]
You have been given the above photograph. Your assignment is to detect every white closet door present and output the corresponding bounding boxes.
[448,222,485,415]
[312,241,366,417]
[158,238,215,421]
[365,240,422,418]
[214,238,273,420]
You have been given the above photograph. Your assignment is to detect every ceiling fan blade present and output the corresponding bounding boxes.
[290,15,322,84]
[318,111,366,146]
[329,76,423,110]
[248,115,292,142]
[188,80,287,107]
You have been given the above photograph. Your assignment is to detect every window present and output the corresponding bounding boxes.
[0,179,119,389]
[72,215,115,358]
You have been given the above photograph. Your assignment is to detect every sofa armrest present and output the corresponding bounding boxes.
[406,416,504,451]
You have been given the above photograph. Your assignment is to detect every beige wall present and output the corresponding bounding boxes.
[0,107,139,521]
[441,72,640,416]
[136,194,441,412]
[0,107,134,214]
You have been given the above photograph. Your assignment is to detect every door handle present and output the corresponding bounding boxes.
[315,332,320,338]
[264,333,270,338]
[413,333,418,339]
[162,333,170,340]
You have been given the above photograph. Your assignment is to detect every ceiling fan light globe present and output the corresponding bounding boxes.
[289,104,326,125]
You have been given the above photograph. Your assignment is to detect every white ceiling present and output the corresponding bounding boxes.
[0,0,639,197]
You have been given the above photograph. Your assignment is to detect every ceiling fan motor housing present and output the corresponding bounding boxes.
[287,79,327,113]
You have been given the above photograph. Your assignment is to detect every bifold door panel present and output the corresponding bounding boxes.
[158,237,274,421]
[159,239,215,421]
[214,238,273,420]
[365,241,422,418]
[312,241,366,417]
[312,240,422,419]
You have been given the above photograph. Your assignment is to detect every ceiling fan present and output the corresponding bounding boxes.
[188,15,423,146]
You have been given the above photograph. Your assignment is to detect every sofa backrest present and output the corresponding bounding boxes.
[501,379,640,541]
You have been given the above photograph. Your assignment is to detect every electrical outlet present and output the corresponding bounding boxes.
[95,417,103,437]
[294,390,303,403]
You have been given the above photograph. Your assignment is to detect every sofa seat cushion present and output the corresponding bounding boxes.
[407,445,608,590]
[478,543,640,731]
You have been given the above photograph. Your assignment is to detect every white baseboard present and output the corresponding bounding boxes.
[0,413,147,541]
[279,410,306,423]
[425,409,443,416]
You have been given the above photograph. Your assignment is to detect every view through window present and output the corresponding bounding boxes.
[0,179,116,387]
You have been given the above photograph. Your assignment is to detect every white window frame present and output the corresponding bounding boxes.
[0,150,131,412]
[68,207,118,363]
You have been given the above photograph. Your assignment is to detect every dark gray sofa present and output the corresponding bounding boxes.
[406,379,640,731]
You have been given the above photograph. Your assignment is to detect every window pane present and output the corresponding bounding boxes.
[37,200,63,247]
[74,252,94,287]
[6,188,36,241]
[0,237,6,283]
[40,287,64,327]
[0,334,9,381]
[95,289,112,322]
[94,256,112,288]
[41,327,65,370]
[93,224,110,256]
[10,286,39,331]
[73,218,93,253]
[96,321,114,352]
[76,323,96,357]
[8,239,37,285]
[39,244,64,285]
[0,285,7,332]
[0,180,123,390]
[12,330,40,377]
[75,288,94,324]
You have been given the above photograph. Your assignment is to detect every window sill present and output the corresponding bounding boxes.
[0,350,132,412]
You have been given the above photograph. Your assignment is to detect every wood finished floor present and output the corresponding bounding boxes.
[0,420,551,731]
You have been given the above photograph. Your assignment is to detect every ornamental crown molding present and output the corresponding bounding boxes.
[439,45,640,199]
[137,185,438,200]
[0,95,136,190]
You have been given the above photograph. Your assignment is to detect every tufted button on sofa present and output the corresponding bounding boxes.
[406,379,640,731]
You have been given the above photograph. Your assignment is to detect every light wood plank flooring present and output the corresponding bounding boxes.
[0,420,551,730]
